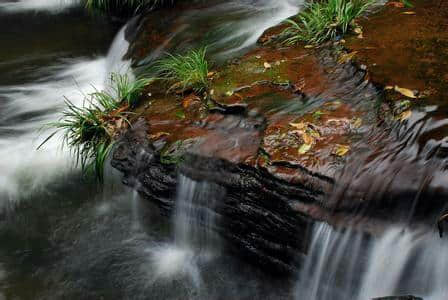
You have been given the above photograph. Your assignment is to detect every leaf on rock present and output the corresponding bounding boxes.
[299,143,312,154]
[302,132,314,145]
[396,110,412,121]
[352,117,363,129]
[333,144,350,157]
[338,51,358,64]
[394,85,417,98]
[290,122,306,130]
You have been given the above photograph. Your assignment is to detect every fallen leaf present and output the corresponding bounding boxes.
[225,91,234,96]
[386,1,405,8]
[338,51,358,64]
[255,55,261,59]
[210,89,215,95]
[396,110,412,121]
[352,117,363,129]
[289,122,306,130]
[302,133,314,145]
[394,85,417,98]
[354,27,363,34]
[402,11,416,15]
[207,71,215,78]
[264,62,272,69]
[385,85,394,90]
[275,61,281,66]
[304,45,314,49]
[299,143,312,154]
[333,145,350,157]
[150,132,170,140]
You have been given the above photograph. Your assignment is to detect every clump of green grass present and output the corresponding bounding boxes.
[281,0,374,45]
[39,73,152,182]
[84,0,158,16]
[153,47,210,93]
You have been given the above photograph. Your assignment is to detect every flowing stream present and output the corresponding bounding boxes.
[1,0,446,299]
[0,1,301,299]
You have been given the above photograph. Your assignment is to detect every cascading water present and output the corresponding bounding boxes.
[174,174,224,254]
[0,19,130,204]
[0,0,77,12]
[296,223,448,300]
[145,174,225,286]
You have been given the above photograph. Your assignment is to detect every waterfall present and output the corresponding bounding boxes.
[296,223,448,300]
[174,174,224,254]
[0,23,130,203]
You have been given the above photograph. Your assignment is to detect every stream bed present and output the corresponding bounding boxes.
[1,1,447,300]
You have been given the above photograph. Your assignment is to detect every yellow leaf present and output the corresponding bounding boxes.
[402,11,416,15]
[299,144,312,154]
[289,122,306,130]
[264,62,272,69]
[304,45,314,49]
[385,86,394,90]
[338,51,358,64]
[225,91,234,96]
[396,110,412,121]
[354,27,363,34]
[352,117,362,129]
[333,145,350,157]
[302,133,314,145]
[394,85,417,98]
[210,89,215,95]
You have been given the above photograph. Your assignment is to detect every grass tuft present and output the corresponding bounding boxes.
[152,47,210,93]
[281,0,374,45]
[38,73,152,182]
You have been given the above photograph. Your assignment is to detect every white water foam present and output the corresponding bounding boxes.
[0,25,131,203]
[296,223,448,300]
[0,0,78,12]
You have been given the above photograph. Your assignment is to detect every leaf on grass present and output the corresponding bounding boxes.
[333,144,350,157]
[396,110,412,121]
[225,91,234,97]
[299,143,312,154]
[394,85,417,98]
[304,45,314,49]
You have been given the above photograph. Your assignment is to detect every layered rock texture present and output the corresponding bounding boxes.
[112,0,448,273]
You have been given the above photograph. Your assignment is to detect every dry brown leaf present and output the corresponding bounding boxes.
[394,85,417,98]
[333,145,350,157]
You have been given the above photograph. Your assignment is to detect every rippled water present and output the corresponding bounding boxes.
[0,1,302,299]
